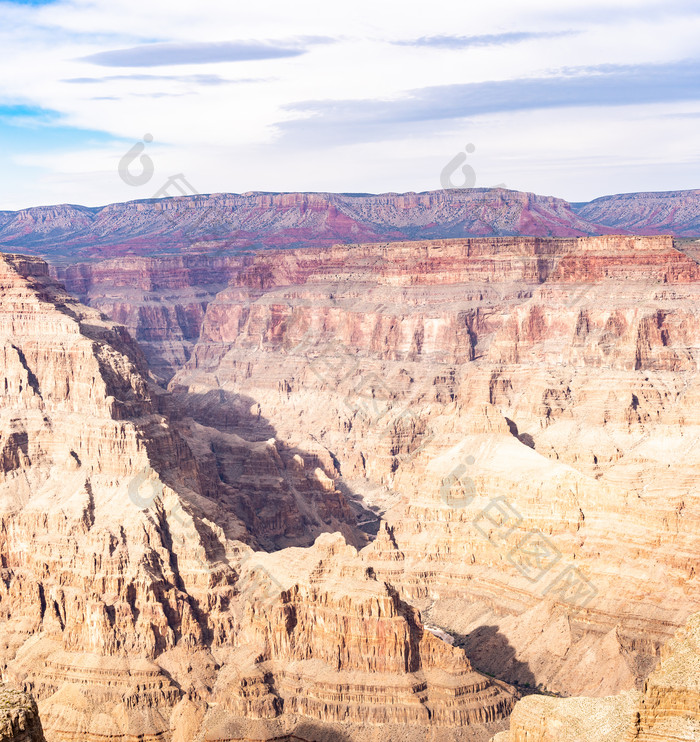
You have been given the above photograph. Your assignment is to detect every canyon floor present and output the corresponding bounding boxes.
[1,229,700,741]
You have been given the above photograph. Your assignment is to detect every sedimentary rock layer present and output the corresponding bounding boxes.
[0,188,638,261]
[573,189,700,237]
[161,234,700,697]
[0,252,515,741]
[5,188,700,264]
[52,254,249,380]
[7,231,700,737]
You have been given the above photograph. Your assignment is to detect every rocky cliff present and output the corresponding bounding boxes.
[0,252,515,741]
[0,189,637,262]
[5,188,700,263]
[52,254,250,380]
[573,190,700,237]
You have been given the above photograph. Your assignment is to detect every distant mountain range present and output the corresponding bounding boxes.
[1,187,699,261]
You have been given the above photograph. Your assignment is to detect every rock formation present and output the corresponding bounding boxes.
[0,189,612,260]
[0,687,45,742]
[491,610,700,741]
[4,226,700,738]
[52,254,249,379]
[3,188,700,264]
[159,234,700,699]
[573,189,700,237]
[0,252,515,741]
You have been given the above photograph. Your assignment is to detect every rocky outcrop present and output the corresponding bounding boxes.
[0,687,45,742]
[204,531,516,739]
[491,610,700,741]
[0,252,515,741]
[490,692,640,742]
[625,611,700,741]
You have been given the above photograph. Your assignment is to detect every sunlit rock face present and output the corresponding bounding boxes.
[0,252,516,742]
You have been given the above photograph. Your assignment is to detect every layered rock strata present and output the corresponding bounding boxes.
[0,253,515,741]
[52,254,249,379]
[5,188,700,266]
[1,189,615,260]
[573,189,700,237]
[163,234,700,697]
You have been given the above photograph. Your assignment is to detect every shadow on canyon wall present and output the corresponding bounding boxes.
[454,625,537,691]
[162,385,381,551]
[504,417,535,449]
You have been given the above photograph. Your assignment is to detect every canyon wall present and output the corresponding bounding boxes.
[574,189,700,237]
[4,188,700,264]
[0,188,644,262]
[5,229,700,738]
[157,234,700,698]
[53,254,250,379]
[0,252,515,741]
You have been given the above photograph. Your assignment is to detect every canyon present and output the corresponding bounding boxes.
[2,208,700,740]
[0,252,516,741]
[128,234,700,698]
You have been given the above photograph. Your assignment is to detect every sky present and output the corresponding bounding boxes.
[1,0,700,209]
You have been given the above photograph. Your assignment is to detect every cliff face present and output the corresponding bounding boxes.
[5,188,700,264]
[52,254,250,379]
[158,234,700,699]
[0,253,515,741]
[0,687,45,742]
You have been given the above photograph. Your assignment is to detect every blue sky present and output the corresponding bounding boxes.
[1,0,700,208]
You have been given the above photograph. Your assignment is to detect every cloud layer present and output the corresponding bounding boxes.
[282,60,700,144]
[80,39,319,67]
[394,31,575,49]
